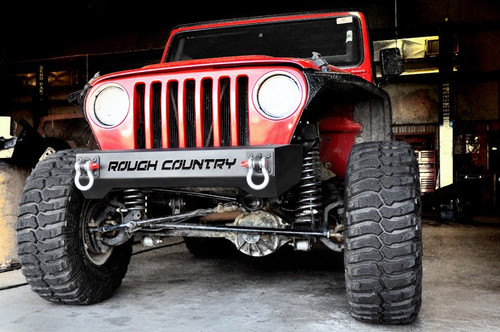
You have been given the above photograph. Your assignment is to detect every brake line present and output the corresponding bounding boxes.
[0,282,28,291]
[0,241,187,292]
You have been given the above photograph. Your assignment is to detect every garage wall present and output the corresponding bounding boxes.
[386,83,440,125]
[456,80,499,121]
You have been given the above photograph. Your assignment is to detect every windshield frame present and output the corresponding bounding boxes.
[162,12,366,69]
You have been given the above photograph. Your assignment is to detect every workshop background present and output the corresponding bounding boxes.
[0,1,499,330]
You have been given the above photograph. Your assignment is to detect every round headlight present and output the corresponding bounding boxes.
[91,84,129,127]
[255,73,302,119]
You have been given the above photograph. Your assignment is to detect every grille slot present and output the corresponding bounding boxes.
[219,78,231,147]
[167,81,179,148]
[134,75,249,148]
[237,76,249,146]
[151,82,162,148]
[185,80,196,148]
[202,79,214,147]
[134,84,146,149]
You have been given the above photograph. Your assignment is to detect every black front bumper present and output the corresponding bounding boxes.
[75,145,303,199]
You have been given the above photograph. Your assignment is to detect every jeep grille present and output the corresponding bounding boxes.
[134,76,249,149]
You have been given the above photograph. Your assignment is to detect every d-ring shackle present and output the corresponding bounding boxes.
[74,160,96,191]
[245,156,270,191]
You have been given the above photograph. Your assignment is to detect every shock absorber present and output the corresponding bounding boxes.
[295,144,323,226]
[123,189,147,215]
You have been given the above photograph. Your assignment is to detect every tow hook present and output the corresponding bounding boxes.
[75,159,99,191]
[241,154,270,191]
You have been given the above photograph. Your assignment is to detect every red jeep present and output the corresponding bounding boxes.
[17,11,422,324]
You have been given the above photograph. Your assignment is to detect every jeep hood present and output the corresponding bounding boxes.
[91,55,346,85]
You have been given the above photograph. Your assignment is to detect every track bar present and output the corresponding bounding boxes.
[151,223,327,238]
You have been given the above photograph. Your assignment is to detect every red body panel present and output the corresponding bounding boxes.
[87,62,308,150]
[86,11,374,178]
[318,106,362,177]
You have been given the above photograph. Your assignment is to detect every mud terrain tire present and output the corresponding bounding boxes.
[16,150,132,304]
[344,141,422,324]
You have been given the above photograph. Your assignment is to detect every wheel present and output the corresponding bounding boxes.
[343,141,422,324]
[16,150,132,304]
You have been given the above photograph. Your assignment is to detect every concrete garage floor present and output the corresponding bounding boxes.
[1,219,500,332]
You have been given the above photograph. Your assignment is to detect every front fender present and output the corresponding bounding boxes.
[304,71,392,142]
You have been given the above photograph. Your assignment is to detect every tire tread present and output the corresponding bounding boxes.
[16,150,131,304]
[344,141,422,324]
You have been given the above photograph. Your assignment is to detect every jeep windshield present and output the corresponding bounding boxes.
[166,15,362,67]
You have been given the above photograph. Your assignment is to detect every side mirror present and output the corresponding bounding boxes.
[380,48,403,78]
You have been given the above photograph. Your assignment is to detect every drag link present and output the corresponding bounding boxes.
[89,208,217,233]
